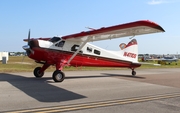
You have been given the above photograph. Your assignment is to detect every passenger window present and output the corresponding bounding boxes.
[87,47,92,52]
[94,49,101,55]
[71,45,80,51]
[71,45,83,53]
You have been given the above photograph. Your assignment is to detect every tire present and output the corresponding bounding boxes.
[52,70,65,82]
[132,71,136,76]
[33,67,44,78]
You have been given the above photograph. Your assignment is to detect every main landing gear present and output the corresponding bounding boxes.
[52,70,65,82]
[34,67,44,78]
[33,63,65,82]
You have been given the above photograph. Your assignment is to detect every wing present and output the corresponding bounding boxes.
[61,20,165,42]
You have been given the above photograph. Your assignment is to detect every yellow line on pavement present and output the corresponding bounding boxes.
[5,93,180,113]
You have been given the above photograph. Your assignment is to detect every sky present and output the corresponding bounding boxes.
[0,0,179,54]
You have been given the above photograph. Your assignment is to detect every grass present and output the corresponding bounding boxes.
[0,56,179,72]
[140,60,180,68]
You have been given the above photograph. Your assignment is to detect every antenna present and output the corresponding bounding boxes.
[85,27,96,30]
[105,45,108,49]
[129,35,135,39]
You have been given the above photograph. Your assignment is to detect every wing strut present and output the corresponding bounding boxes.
[67,36,92,64]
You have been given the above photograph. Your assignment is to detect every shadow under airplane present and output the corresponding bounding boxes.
[0,73,86,102]
[101,73,145,79]
[0,72,145,102]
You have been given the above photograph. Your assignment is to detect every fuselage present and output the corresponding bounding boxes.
[27,37,141,69]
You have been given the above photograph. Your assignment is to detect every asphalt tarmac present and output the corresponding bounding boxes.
[0,68,180,113]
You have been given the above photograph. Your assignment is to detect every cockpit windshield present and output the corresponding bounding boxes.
[49,37,61,43]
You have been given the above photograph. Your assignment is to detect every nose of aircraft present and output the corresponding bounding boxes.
[22,39,40,55]
[22,30,39,55]
[22,42,34,55]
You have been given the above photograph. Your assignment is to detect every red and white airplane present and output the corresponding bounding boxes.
[23,20,165,82]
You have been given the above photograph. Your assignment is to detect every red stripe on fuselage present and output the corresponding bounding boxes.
[29,47,141,68]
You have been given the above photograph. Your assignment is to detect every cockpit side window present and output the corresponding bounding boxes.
[55,41,65,47]
[49,37,61,43]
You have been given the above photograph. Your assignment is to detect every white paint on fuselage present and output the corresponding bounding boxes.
[81,43,138,63]
[38,40,53,48]
[38,39,138,63]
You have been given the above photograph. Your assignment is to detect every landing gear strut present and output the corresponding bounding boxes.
[33,64,49,78]
[33,62,66,82]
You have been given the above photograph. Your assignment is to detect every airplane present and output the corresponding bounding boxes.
[160,55,178,65]
[142,54,178,65]
[22,20,165,82]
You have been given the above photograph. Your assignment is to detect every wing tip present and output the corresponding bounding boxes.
[140,20,165,32]
[156,26,165,32]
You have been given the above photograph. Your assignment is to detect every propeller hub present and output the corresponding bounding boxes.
[22,45,30,50]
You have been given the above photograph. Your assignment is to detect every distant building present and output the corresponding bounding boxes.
[9,52,16,56]
[0,52,9,62]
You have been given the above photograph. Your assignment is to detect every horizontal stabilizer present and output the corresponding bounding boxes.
[139,62,161,66]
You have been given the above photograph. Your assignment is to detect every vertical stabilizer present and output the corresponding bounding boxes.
[120,39,138,62]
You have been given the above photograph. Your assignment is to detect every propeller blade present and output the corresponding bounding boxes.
[29,49,34,54]
[21,52,26,63]
[28,29,30,45]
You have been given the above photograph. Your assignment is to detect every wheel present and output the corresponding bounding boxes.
[33,67,44,78]
[132,70,136,76]
[52,70,65,82]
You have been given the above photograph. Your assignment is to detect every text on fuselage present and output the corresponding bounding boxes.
[123,52,136,58]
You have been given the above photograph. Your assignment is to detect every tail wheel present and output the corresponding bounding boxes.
[52,70,65,82]
[132,70,136,76]
[34,67,44,78]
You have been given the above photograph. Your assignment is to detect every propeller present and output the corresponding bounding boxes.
[28,29,30,45]
[22,29,35,63]
[22,29,34,54]
[22,29,34,63]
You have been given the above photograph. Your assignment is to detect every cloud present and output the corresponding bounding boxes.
[147,0,168,5]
